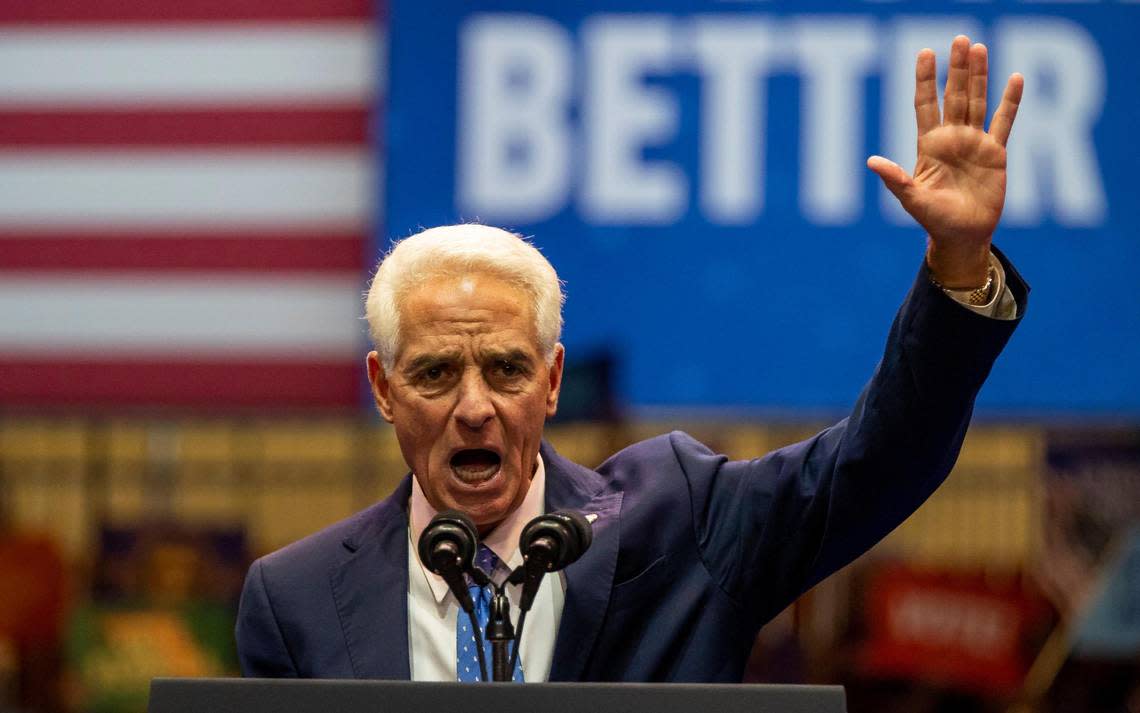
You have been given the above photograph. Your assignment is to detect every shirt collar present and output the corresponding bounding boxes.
[409,455,547,604]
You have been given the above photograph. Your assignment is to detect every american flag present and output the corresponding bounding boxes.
[0,0,381,410]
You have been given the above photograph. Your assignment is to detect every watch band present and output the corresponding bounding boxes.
[932,265,996,307]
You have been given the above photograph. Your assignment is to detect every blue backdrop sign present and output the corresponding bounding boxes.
[384,0,1140,417]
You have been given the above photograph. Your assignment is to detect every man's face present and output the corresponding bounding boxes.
[367,273,564,532]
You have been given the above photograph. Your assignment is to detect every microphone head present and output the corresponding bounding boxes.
[519,510,593,571]
[417,509,478,575]
[555,510,593,553]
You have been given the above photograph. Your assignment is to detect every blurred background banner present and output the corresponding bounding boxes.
[856,564,1051,697]
[385,0,1140,417]
[0,0,379,410]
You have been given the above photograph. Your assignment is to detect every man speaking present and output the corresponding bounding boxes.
[236,36,1027,682]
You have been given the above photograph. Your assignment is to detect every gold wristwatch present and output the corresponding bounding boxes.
[935,265,996,307]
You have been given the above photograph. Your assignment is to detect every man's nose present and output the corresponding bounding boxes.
[454,372,494,429]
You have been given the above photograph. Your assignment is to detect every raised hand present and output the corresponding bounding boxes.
[868,35,1024,288]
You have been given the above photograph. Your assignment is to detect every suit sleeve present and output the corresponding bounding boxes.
[235,558,300,678]
[675,250,1029,627]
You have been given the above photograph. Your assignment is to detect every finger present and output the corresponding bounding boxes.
[942,35,971,125]
[914,48,940,137]
[989,72,1025,146]
[967,43,988,130]
[867,155,916,203]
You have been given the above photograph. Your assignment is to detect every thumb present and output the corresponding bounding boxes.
[866,155,915,203]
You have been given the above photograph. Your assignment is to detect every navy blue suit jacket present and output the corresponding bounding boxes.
[236,257,1027,682]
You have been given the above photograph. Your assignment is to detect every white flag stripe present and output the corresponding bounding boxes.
[0,150,371,226]
[0,274,364,355]
[0,24,376,107]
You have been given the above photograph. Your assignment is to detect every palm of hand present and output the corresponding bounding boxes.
[911,125,1007,246]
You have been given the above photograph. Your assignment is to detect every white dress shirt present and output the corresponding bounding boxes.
[407,455,565,681]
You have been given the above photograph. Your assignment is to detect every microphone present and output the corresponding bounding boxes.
[510,510,593,613]
[417,509,479,612]
[504,511,593,677]
[418,509,491,681]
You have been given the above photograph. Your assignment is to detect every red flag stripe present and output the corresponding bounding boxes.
[0,0,373,24]
[0,6,380,411]
[0,232,368,272]
[0,107,370,147]
[0,357,361,408]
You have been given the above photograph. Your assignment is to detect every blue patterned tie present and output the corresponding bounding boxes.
[456,544,524,682]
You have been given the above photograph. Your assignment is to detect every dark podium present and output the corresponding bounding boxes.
[149,679,846,713]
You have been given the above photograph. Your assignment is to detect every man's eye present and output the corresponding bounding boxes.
[417,365,450,383]
[493,361,524,378]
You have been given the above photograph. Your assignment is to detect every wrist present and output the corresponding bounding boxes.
[925,239,990,289]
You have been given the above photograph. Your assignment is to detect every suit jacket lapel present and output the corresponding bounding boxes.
[328,476,413,680]
[542,442,623,681]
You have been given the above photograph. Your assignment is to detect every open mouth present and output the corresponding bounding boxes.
[449,449,502,483]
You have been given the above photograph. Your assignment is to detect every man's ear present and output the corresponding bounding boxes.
[545,344,565,418]
[366,351,396,423]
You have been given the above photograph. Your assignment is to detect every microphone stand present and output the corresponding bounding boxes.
[467,565,517,682]
[485,585,515,682]
[504,562,541,678]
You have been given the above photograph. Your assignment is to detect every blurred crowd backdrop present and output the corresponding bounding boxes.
[1,1,1137,712]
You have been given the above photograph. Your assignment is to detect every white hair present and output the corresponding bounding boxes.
[365,224,565,371]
